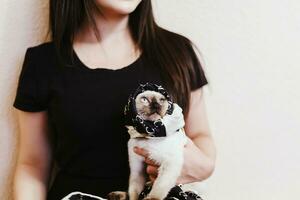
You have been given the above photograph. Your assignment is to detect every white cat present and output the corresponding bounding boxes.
[122,82,198,200]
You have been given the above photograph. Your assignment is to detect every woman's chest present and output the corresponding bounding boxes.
[48,64,165,134]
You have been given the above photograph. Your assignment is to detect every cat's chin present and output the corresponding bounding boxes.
[144,113,162,121]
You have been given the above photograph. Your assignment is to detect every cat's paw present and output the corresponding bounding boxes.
[107,191,128,200]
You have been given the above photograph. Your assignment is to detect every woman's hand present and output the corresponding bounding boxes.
[133,137,215,185]
[133,147,159,183]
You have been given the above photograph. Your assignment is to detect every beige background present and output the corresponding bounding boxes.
[1,0,300,199]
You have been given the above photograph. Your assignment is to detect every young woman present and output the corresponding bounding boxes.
[12,0,216,199]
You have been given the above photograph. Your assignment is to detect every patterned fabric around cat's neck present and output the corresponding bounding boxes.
[124,82,174,138]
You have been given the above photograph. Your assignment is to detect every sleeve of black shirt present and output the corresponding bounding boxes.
[13,47,49,112]
[187,43,209,91]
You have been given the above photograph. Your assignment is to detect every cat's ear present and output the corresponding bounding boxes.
[166,101,174,115]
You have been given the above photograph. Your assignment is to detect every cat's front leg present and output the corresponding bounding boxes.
[145,153,184,200]
[128,140,146,200]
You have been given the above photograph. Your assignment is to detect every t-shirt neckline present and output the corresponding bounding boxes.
[72,48,143,72]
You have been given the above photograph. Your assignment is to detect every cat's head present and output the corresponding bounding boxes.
[124,82,174,138]
[135,90,169,121]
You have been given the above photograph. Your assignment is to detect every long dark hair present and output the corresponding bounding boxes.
[49,0,208,118]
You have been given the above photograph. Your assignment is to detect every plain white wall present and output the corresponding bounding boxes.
[1,0,300,199]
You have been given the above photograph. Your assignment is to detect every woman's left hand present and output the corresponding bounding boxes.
[133,137,214,185]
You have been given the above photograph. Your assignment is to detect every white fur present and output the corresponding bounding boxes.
[127,103,200,200]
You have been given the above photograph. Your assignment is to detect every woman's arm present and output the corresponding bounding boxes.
[13,110,53,200]
[134,87,216,184]
[177,87,216,183]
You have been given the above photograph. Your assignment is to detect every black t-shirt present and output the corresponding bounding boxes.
[12,41,208,199]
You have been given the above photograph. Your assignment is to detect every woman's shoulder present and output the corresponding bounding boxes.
[17,41,61,85]
[158,27,193,46]
[24,41,58,71]
[157,27,200,62]
[26,41,55,58]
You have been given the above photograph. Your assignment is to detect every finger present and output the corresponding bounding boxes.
[146,165,158,176]
[133,146,148,157]
[184,137,193,147]
[144,157,158,166]
[149,175,156,183]
[175,175,185,185]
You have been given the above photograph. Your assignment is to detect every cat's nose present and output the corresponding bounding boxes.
[151,102,160,110]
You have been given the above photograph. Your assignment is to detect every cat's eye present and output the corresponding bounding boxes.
[141,97,148,102]
[160,98,166,102]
